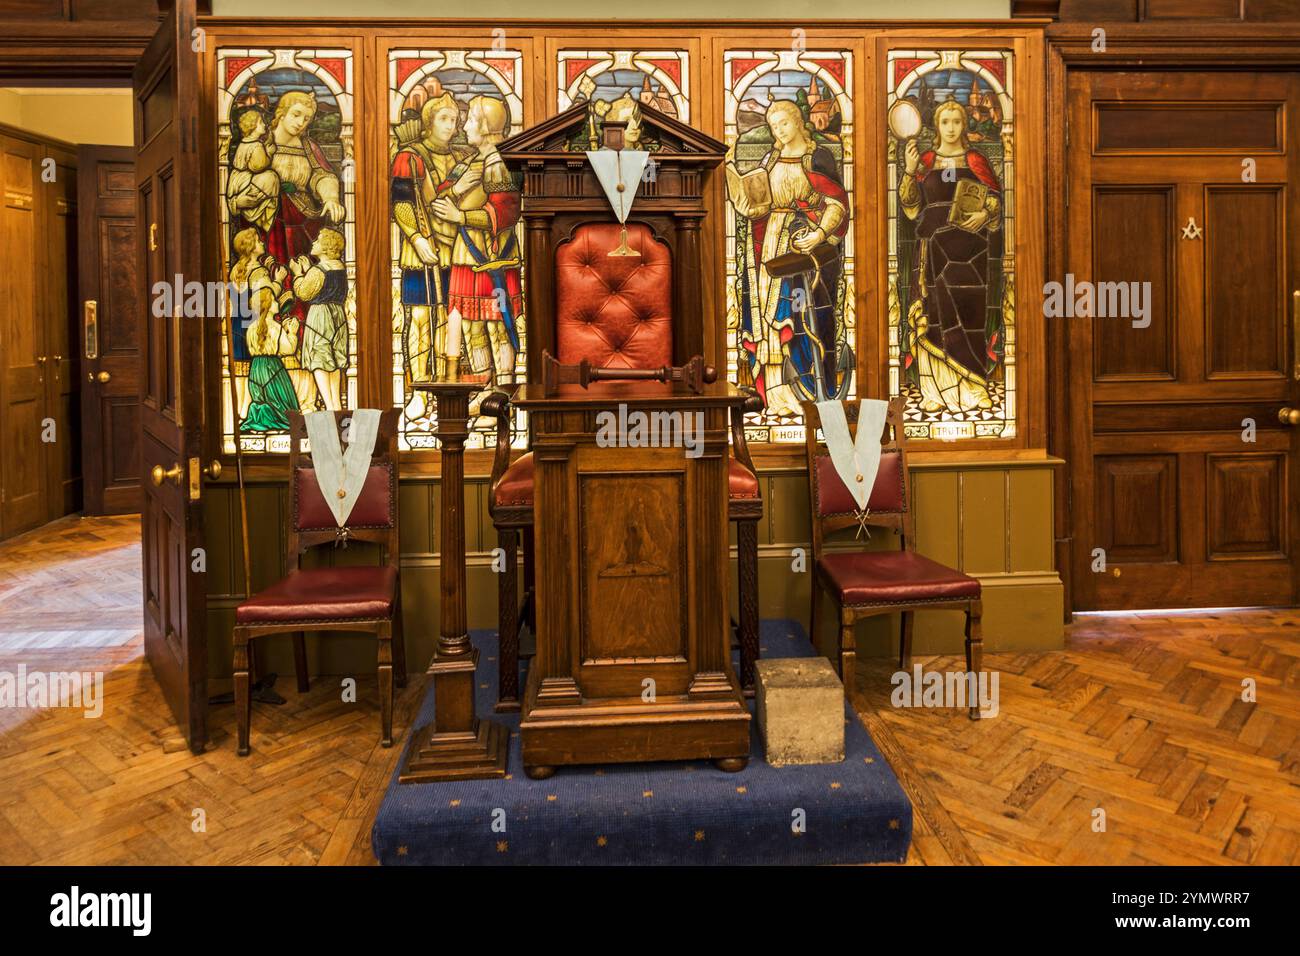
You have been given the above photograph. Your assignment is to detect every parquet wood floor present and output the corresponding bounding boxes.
[0,514,142,650]
[857,610,1300,865]
[1,515,1297,865]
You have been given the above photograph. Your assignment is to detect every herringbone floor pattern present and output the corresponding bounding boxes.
[1,515,1297,865]
[0,514,142,650]
[857,611,1300,865]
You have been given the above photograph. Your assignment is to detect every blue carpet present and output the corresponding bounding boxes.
[371,619,912,865]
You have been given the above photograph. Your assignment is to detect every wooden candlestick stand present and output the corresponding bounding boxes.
[399,379,509,783]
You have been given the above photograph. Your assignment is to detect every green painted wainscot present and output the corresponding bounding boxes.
[201,454,1064,684]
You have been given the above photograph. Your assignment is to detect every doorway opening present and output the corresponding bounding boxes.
[0,86,142,658]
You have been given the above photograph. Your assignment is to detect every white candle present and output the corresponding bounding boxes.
[446,307,463,365]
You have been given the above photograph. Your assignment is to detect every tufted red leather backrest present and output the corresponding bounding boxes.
[293,463,395,531]
[554,222,673,368]
[813,451,906,517]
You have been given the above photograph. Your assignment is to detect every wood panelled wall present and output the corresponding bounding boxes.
[1042,14,1300,615]
[196,19,1060,677]
[0,1,177,82]
[1055,0,1300,21]
[203,457,1063,682]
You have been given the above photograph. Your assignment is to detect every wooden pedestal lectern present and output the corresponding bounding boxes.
[399,381,509,783]
[512,380,752,779]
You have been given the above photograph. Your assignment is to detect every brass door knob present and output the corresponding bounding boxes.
[87,370,110,384]
[151,463,183,486]
[1279,407,1300,426]
[204,460,222,480]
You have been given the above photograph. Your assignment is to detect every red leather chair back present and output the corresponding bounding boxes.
[554,222,673,368]
[294,464,395,532]
[812,451,906,518]
[802,397,913,552]
[286,409,401,569]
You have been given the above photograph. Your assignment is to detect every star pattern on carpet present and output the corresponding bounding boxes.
[372,623,915,865]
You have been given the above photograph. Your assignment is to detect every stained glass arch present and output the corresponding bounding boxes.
[387,49,527,451]
[217,47,358,455]
[723,49,856,445]
[887,48,1016,441]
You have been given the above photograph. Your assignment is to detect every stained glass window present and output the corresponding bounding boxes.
[558,49,690,124]
[388,49,527,450]
[722,50,855,445]
[217,48,357,455]
[887,49,1016,440]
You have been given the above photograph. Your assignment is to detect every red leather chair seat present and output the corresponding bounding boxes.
[818,551,980,607]
[235,566,398,625]
[727,459,759,500]
[492,453,759,509]
[494,452,535,508]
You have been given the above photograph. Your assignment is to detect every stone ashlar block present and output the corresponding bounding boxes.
[756,657,845,767]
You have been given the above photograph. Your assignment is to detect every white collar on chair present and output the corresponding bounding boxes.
[816,400,890,513]
[304,409,382,527]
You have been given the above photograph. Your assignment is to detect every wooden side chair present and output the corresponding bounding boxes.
[803,397,984,718]
[232,409,407,755]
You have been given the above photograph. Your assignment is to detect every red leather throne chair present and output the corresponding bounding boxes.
[803,398,984,717]
[484,104,763,712]
[232,409,407,754]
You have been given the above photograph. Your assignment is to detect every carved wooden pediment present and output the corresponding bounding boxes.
[500,100,721,379]
[500,100,725,165]
[500,101,724,208]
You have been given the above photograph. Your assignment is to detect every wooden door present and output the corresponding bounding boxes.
[136,0,210,753]
[0,134,47,538]
[42,144,80,521]
[78,145,142,516]
[1068,71,1300,610]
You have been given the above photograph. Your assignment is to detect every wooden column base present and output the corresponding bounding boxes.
[399,718,509,783]
[398,654,509,783]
